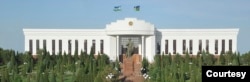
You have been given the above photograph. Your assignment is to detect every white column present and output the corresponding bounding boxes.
[225,39,229,52]
[142,36,145,58]
[79,39,84,54]
[55,39,58,54]
[232,38,237,52]
[176,39,182,54]
[39,39,43,51]
[209,39,215,55]
[87,39,92,54]
[72,39,75,55]
[193,39,198,55]
[62,39,68,54]
[169,39,173,54]
[76,39,79,55]
[33,39,36,55]
[161,38,164,55]
[116,36,119,61]
[149,35,156,62]
[24,38,29,51]
[202,39,206,52]
[96,39,100,54]
[218,39,221,54]
[47,39,52,55]
[138,44,141,55]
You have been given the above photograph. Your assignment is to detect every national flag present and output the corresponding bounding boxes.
[113,6,121,12]
[134,5,140,11]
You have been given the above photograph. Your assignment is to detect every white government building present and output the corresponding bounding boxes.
[23,18,239,62]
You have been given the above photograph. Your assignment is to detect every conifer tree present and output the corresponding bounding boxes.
[1,68,10,82]
[9,51,16,73]
[80,50,84,61]
[74,50,79,62]
[142,57,149,73]
[43,70,49,82]
[36,71,41,82]
[90,46,95,59]
[50,52,56,70]
[92,60,97,81]
[27,52,34,73]
[185,52,190,63]
[50,70,57,82]
[168,53,172,64]
[219,53,226,65]
[237,52,241,65]
[58,66,64,82]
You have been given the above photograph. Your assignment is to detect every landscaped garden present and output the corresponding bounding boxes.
[1,47,250,82]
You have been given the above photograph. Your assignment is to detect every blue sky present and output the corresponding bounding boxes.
[0,0,250,53]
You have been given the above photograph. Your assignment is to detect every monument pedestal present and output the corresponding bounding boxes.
[119,54,144,82]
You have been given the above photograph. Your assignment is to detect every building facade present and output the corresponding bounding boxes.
[23,18,239,62]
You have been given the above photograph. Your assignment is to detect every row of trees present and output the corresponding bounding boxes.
[145,51,250,82]
[1,47,250,82]
[0,48,120,82]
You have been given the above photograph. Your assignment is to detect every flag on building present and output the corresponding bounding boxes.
[113,6,121,12]
[134,5,140,11]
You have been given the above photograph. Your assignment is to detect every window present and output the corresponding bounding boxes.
[75,40,78,54]
[189,40,193,54]
[206,40,209,52]
[59,40,62,54]
[215,40,218,54]
[100,40,104,54]
[183,40,186,54]
[156,42,161,54]
[198,40,202,53]
[68,40,72,54]
[92,40,96,54]
[29,40,33,54]
[36,40,39,52]
[52,40,55,54]
[229,39,232,52]
[84,40,87,52]
[222,39,225,54]
[165,40,168,54]
[173,40,176,54]
[43,40,46,50]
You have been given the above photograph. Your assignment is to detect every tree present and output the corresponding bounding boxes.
[1,68,10,82]
[168,53,172,64]
[142,57,149,74]
[50,70,57,82]
[9,50,17,73]
[219,53,225,65]
[43,70,49,82]
[90,45,95,57]
[26,52,34,73]
[74,50,79,62]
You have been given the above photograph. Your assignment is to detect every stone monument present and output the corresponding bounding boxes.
[119,38,144,82]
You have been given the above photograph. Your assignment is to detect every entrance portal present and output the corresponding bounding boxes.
[119,35,141,62]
